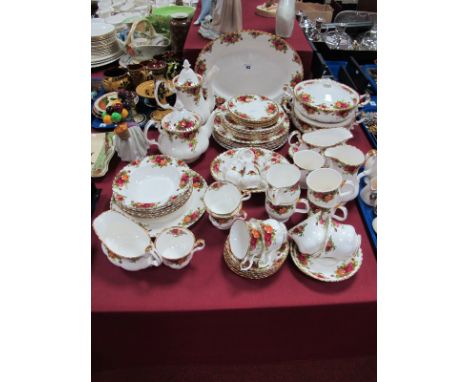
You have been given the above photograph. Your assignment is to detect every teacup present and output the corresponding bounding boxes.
[360,176,377,207]
[154,227,205,269]
[93,210,162,271]
[102,68,131,92]
[258,219,288,256]
[292,149,325,189]
[209,210,247,230]
[203,181,251,227]
[306,168,356,209]
[265,197,310,223]
[264,163,301,206]
[229,219,264,271]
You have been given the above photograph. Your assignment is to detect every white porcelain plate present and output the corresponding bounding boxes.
[111,169,207,237]
[91,22,115,38]
[290,241,363,282]
[195,30,303,103]
[210,148,289,192]
[112,155,191,211]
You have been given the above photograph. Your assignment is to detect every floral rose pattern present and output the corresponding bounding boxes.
[261,223,276,249]
[192,175,203,189]
[324,237,336,253]
[195,59,206,76]
[150,155,171,167]
[291,223,306,237]
[220,32,242,45]
[169,227,187,237]
[131,201,157,209]
[113,170,130,189]
[211,158,222,174]
[178,172,191,189]
[250,228,261,250]
[312,190,338,203]
[182,207,203,225]
[267,201,293,215]
[248,30,262,39]
[269,35,287,53]
[290,71,303,88]
[335,258,356,278]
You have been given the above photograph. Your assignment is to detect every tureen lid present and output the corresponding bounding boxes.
[161,100,201,134]
[175,59,200,87]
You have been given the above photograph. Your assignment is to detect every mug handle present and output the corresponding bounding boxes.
[288,130,301,146]
[143,119,159,147]
[295,198,310,214]
[358,93,371,107]
[154,80,174,110]
[192,239,206,254]
[332,205,348,222]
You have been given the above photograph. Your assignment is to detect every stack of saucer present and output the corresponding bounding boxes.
[111,155,193,219]
[92,22,124,68]
[213,95,290,150]
[287,79,369,133]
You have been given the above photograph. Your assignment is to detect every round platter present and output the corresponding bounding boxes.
[210,147,289,193]
[195,30,303,103]
[110,168,207,237]
[289,241,363,282]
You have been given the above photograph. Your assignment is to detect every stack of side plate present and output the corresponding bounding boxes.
[213,96,290,150]
[92,22,124,68]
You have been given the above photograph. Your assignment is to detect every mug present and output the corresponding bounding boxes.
[309,204,349,222]
[306,168,356,209]
[292,149,325,189]
[265,197,310,223]
[154,227,205,269]
[264,163,301,206]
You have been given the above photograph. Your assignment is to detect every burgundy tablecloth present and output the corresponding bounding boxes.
[183,0,313,78]
[92,116,376,371]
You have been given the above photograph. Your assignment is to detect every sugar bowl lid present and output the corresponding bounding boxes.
[161,100,201,134]
[175,59,200,87]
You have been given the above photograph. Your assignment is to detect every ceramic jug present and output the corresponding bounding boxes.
[276,0,295,38]
[154,59,219,124]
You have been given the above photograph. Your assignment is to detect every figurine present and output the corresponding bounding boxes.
[199,0,242,40]
[113,123,149,162]
[194,0,213,25]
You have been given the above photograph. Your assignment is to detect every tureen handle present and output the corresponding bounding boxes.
[358,93,371,107]
[192,239,206,254]
[143,120,160,147]
[154,80,174,110]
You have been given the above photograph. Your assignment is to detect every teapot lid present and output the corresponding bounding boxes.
[175,59,200,87]
[161,99,201,134]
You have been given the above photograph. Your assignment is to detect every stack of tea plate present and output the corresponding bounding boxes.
[110,155,208,237]
[213,95,290,150]
[91,22,123,68]
[287,79,369,133]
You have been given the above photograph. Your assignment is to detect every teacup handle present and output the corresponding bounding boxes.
[288,130,302,146]
[236,210,248,221]
[358,93,371,107]
[332,205,348,222]
[241,191,251,202]
[339,179,356,200]
[143,119,160,147]
[192,239,206,254]
[295,198,310,214]
[354,110,365,125]
[154,80,174,110]
[148,244,163,267]
[240,255,255,271]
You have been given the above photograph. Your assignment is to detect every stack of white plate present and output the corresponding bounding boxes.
[91,22,123,68]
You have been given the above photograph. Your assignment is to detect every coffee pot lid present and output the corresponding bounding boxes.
[175,59,200,86]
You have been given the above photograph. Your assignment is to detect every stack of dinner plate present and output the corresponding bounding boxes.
[213,95,290,150]
[91,21,124,68]
[111,155,193,219]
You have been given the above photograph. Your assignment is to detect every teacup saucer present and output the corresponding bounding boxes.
[110,169,207,237]
[290,241,363,282]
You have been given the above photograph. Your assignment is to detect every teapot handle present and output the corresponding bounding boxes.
[154,80,174,110]
[143,119,160,147]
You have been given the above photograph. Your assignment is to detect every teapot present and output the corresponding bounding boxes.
[154,59,219,124]
[143,100,213,163]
